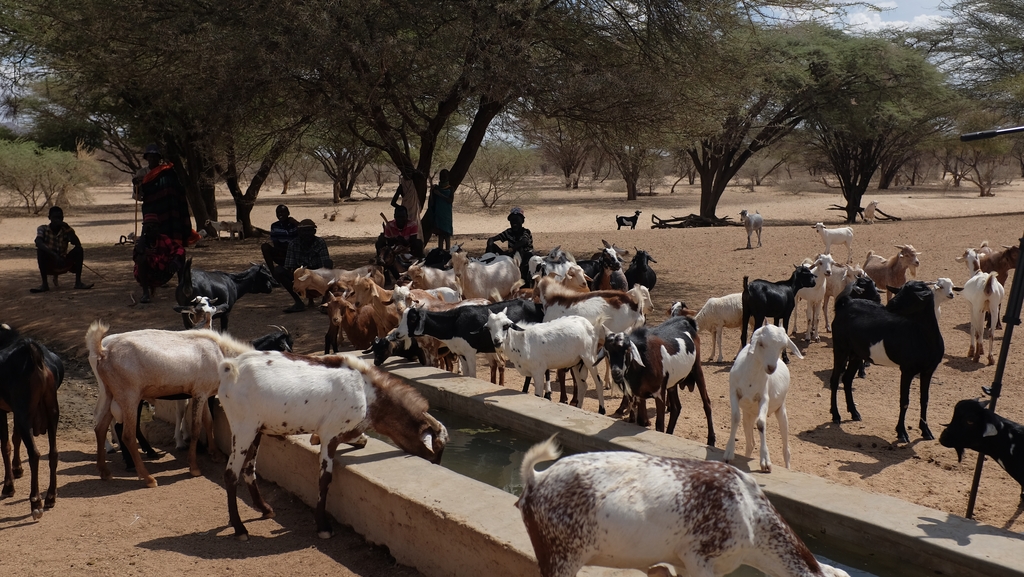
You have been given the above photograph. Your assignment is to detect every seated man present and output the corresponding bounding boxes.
[486,206,534,286]
[133,227,186,302]
[260,204,300,271]
[375,205,424,259]
[274,219,333,313]
[31,206,93,292]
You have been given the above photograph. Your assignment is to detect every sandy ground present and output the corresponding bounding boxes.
[1,176,1023,575]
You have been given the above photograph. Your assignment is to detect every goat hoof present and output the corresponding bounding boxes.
[145,450,159,459]
[543,392,552,400]
[851,412,862,422]
[598,407,606,415]
[2,485,14,497]
[31,507,43,520]
[317,529,334,539]
[44,496,56,509]
[144,477,159,488]
[262,510,276,519]
[190,467,202,477]
[236,532,250,542]
[831,414,841,424]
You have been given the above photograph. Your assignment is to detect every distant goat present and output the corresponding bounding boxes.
[863,200,879,224]
[812,222,854,263]
[739,209,763,249]
[516,438,851,577]
[205,219,244,240]
[616,210,641,230]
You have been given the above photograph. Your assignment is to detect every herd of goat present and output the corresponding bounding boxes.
[1,212,1022,576]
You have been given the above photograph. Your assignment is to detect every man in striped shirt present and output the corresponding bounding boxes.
[31,206,93,292]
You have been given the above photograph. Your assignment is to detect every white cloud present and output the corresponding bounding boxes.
[843,9,947,32]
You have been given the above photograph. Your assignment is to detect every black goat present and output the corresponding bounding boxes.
[940,398,1024,504]
[625,249,657,291]
[423,246,453,269]
[616,210,642,230]
[365,335,426,367]
[394,298,544,383]
[830,280,943,443]
[740,265,817,361]
[175,258,277,331]
[601,316,715,446]
[0,323,63,519]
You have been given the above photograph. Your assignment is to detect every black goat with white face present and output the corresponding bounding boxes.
[940,398,1024,505]
[830,280,943,443]
[175,258,277,331]
[616,210,642,230]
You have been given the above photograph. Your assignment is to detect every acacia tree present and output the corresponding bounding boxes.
[520,116,593,189]
[804,34,954,223]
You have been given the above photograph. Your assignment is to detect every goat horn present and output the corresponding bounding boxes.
[423,412,442,430]
[268,324,288,334]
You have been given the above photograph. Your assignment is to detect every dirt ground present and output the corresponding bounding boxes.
[1,176,1023,575]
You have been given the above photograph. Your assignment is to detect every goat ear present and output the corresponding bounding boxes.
[787,338,804,360]
[886,285,901,294]
[953,286,964,292]
[983,423,998,438]
[628,341,645,367]
[421,430,435,452]
[510,323,525,331]
[648,255,657,263]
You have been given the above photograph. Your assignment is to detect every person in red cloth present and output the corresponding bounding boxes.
[132,144,191,303]
[375,205,423,258]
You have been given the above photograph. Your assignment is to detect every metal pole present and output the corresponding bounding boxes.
[965,232,1024,518]
[960,125,1024,141]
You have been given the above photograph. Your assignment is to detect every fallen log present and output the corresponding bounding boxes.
[651,213,736,229]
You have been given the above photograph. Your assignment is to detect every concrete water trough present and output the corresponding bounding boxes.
[184,357,1024,577]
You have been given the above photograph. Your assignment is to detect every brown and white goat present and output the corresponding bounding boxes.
[218,351,448,540]
[86,321,252,487]
[864,244,921,301]
[517,438,850,577]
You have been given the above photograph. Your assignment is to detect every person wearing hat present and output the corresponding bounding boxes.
[30,206,93,292]
[486,206,534,285]
[132,143,191,303]
[276,218,333,313]
[375,205,424,259]
[260,204,300,271]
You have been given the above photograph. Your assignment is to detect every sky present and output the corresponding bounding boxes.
[843,0,950,31]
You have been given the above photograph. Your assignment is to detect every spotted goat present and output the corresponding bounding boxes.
[516,437,851,577]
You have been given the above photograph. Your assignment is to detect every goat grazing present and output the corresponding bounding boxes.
[175,258,277,331]
[0,324,63,519]
[958,271,1005,365]
[812,223,854,263]
[486,310,607,412]
[829,281,943,443]
[219,351,448,539]
[516,437,851,577]
[740,265,817,361]
[603,316,714,445]
[740,209,763,249]
[863,244,921,301]
[723,325,803,472]
[940,398,1024,505]
[616,210,641,230]
[86,321,254,486]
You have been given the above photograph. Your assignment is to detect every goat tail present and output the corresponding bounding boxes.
[218,359,240,385]
[742,276,749,293]
[85,320,109,361]
[984,272,999,295]
[519,435,561,500]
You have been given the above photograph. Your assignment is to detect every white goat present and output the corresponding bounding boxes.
[516,437,851,577]
[724,324,803,473]
[929,277,956,323]
[218,351,448,540]
[739,209,763,249]
[821,264,865,333]
[538,277,645,334]
[406,262,460,292]
[863,200,879,224]
[794,254,836,342]
[692,293,755,363]
[812,222,854,264]
[450,250,521,301]
[485,310,607,414]
[86,321,253,487]
[958,271,1005,365]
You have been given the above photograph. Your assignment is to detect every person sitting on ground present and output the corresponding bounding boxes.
[375,205,424,259]
[260,204,300,271]
[274,219,333,313]
[486,206,534,285]
[133,227,186,301]
[31,206,94,293]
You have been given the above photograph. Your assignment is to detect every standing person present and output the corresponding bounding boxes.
[486,206,534,285]
[132,143,191,303]
[274,219,333,313]
[428,169,454,252]
[260,204,300,271]
[30,206,94,292]
[390,171,422,242]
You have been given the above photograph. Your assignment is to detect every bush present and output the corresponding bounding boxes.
[0,140,94,214]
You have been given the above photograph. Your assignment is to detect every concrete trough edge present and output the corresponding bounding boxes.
[382,361,1024,577]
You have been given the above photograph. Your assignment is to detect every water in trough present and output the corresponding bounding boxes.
[375,408,882,577]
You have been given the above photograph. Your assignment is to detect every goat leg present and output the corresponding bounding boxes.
[44,421,57,509]
[1,413,13,496]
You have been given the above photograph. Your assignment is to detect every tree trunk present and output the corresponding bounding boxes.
[625,179,638,201]
[333,180,342,203]
[281,178,290,194]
